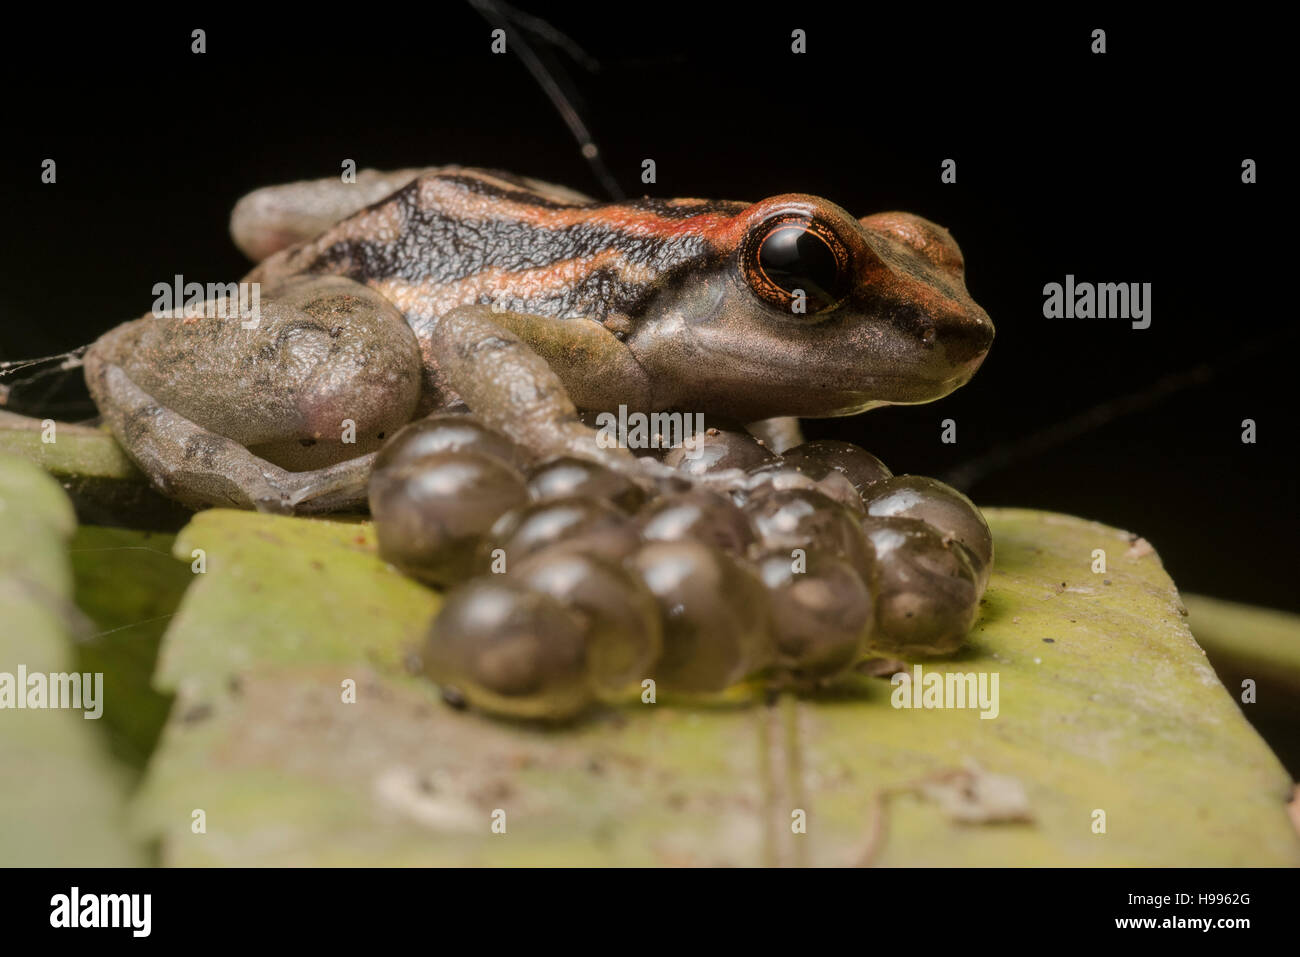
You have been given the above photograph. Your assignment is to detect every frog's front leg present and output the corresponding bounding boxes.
[414,305,682,486]
[85,276,422,513]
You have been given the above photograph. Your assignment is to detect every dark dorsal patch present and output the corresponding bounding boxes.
[299,170,745,322]
[437,173,585,211]
[615,197,751,220]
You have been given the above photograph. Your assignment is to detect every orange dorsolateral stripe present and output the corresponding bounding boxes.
[375,247,662,321]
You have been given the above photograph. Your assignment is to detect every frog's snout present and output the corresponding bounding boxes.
[936,305,995,368]
[886,300,993,398]
[944,321,994,394]
[856,211,994,390]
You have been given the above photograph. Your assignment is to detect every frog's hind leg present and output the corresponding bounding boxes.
[84,276,423,514]
[86,358,378,514]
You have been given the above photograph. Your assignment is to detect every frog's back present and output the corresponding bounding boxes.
[244,166,749,325]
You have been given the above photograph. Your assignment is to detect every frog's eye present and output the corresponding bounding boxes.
[741,215,853,316]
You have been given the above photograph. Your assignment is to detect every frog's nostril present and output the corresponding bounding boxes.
[885,302,992,369]
[944,318,995,366]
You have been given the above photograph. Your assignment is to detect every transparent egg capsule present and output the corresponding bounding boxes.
[423,578,594,721]
[778,440,892,496]
[633,489,757,555]
[861,475,994,592]
[744,487,873,580]
[375,413,527,473]
[859,515,980,657]
[755,551,873,680]
[628,541,774,694]
[662,426,778,476]
[526,456,645,512]
[743,460,866,514]
[510,547,663,702]
[482,496,641,568]
[370,451,529,587]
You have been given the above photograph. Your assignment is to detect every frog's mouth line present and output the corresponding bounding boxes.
[806,366,982,413]
[868,369,979,402]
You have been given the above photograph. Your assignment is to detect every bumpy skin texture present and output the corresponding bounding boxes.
[86,166,994,512]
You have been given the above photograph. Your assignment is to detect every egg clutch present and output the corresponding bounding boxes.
[369,413,992,720]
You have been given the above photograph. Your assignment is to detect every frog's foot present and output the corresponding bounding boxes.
[416,304,746,493]
[746,417,804,455]
[86,362,375,514]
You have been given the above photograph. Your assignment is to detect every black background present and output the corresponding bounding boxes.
[1,6,1292,613]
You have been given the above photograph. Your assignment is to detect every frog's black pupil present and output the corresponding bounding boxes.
[758,225,843,309]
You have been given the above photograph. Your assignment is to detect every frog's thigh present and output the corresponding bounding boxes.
[94,276,420,470]
[422,305,656,478]
[84,276,419,512]
[87,360,375,513]
[86,358,380,514]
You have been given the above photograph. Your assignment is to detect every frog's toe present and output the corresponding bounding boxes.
[249,483,295,515]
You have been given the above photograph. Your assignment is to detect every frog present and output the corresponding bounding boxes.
[83,166,993,513]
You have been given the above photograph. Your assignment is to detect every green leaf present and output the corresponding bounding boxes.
[0,455,145,866]
[130,506,1300,865]
[69,525,190,773]
[0,412,191,530]
[154,510,441,700]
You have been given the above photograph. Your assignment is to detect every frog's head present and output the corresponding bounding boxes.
[627,195,994,421]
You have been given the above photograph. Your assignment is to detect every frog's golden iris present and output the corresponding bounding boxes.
[743,213,853,316]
